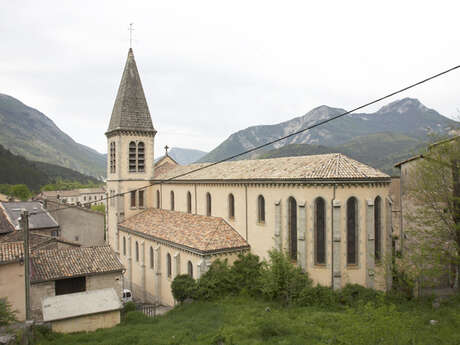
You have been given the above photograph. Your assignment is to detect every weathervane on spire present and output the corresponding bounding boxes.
[129,23,134,49]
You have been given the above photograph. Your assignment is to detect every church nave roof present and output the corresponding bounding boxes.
[152,153,389,182]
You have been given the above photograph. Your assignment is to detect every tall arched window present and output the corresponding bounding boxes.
[123,236,126,256]
[129,141,137,172]
[167,253,172,277]
[156,190,160,208]
[135,241,139,262]
[150,246,154,269]
[347,197,358,265]
[187,192,192,213]
[257,195,265,223]
[288,197,297,261]
[110,142,116,173]
[137,142,145,172]
[206,193,212,216]
[228,193,235,219]
[315,197,326,265]
[187,261,193,278]
[374,196,382,262]
[170,191,175,211]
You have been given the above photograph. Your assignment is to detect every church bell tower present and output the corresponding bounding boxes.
[105,48,157,253]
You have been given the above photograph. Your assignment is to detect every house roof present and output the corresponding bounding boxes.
[106,48,156,136]
[0,206,14,234]
[42,288,122,322]
[119,208,249,254]
[0,231,80,251]
[1,202,58,230]
[153,153,389,182]
[30,246,124,283]
[0,241,24,264]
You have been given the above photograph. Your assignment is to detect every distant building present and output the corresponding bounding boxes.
[105,49,392,307]
[39,187,106,207]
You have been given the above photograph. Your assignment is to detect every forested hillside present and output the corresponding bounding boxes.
[0,143,100,192]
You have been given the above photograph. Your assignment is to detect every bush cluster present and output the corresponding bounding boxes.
[0,298,16,326]
[171,250,388,308]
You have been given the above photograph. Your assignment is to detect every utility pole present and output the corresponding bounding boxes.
[21,210,31,321]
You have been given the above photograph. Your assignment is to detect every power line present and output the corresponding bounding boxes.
[35,63,460,215]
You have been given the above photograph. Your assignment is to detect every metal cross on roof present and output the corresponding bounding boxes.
[164,145,169,156]
[129,23,134,49]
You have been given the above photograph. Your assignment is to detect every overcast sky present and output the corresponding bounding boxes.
[1,0,459,155]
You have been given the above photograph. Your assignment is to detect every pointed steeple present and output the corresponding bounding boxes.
[106,49,156,136]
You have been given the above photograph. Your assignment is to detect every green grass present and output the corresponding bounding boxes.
[34,295,460,345]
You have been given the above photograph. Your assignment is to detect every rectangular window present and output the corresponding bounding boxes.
[55,277,86,295]
[130,191,136,208]
[139,190,144,208]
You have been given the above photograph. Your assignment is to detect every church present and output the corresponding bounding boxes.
[105,49,392,306]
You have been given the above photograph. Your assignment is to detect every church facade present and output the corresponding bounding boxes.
[105,49,392,306]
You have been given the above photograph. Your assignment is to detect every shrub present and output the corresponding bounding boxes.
[0,298,16,326]
[122,301,137,313]
[260,250,312,305]
[196,259,235,300]
[298,284,339,307]
[338,284,383,306]
[171,274,197,303]
[230,252,263,296]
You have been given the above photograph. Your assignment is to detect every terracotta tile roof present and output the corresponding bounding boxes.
[30,246,123,283]
[152,154,389,182]
[0,231,80,251]
[0,241,24,264]
[119,208,249,254]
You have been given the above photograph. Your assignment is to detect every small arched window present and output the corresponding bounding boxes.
[187,192,192,213]
[123,236,126,256]
[228,193,235,219]
[347,197,358,265]
[257,195,265,223]
[150,246,154,269]
[137,142,145,172]
[374,196,382,262]
[167,253,172,277]
[288,197,297,261]
[170,191,175,211]
[135,241,139,262]
[187,261,193,278]
[129,141,137,172]
[156,190,160,208]
[206,192,212,216]
[315,197,326,265]
[110,142,116,173]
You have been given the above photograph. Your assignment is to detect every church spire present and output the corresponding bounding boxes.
[106,49,156,136]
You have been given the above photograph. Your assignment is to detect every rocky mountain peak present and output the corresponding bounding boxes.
[376,97,428,114]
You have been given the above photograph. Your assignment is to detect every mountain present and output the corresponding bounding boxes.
[155,147,208,165]
[259,133,426,175]
[0,94,106,178]
[0,143,100,191]
[198,98,458,163]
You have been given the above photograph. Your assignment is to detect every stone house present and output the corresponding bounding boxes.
[40,187,106,207]
[44,200,105,246]
[105,48,392,306]
[29,245,124,320]
[0,241,26,320]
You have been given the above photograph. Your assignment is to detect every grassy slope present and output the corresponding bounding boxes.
[37,296,460,345]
